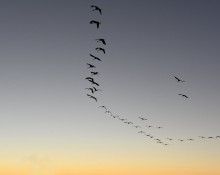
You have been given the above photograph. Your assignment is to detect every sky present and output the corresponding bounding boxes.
[0,0,220,175]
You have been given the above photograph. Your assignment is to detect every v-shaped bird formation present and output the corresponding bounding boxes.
[84,4,219,146]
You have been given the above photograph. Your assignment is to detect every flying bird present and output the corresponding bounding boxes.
[85,77,94,81]
[91,71,99,76]
[133,126,141,128]
[157,126,163,129]
[90,80,100,86]
[208,137,213,139]
[146,125,153,128]
[138,131,145,134]
[87,94,97,102]
[95,47,105,54]
[99,106,107,110]
[95,38,106,45]
[178,94,189,98]
[87,63,96,68]
[216,136,220,138]
[93,86,102,92]
[91,5,102,15]
[89,54,102,61]
[187,139,194,141]
[85,88,94,94]
[174,76,185,82]
[139,117,147,120]
[167,138,173,141]
[199,136,206,139]
[90,20,101,29]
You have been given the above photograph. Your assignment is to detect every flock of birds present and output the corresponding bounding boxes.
[85,5,220,146]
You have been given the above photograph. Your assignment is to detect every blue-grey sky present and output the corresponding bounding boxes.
[0,1,220,174]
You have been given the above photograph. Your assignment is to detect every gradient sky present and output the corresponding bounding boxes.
[0,0,220,175]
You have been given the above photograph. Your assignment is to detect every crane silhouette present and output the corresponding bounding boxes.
[174,76,185,82]
[87,63,96,68]
[95,47,105,54]
[87,94,97,102]
[178,94,189,98]
[93,86,102,92]
[99,106,107,110]
[85,88,94,94]
[89,54,102,61]
[90,20,101,28]
[91,71,99,76]
[91,5,102,15]
[139,117,147,120]
[95,38,106,45]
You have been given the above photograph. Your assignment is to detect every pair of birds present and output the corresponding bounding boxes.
[90,5,102,28]
[174,76,188,98]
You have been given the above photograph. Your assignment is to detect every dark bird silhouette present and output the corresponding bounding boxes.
[178,94,189,98]
[95,47,105,54]
[111,115,119,118]
[146,125,153,128]
[138,131,145,134]
[174,76,185,82]
[87,94,97,102]
[89,54,102,61]
[85,88,94,94]
[91,71,99,76]
[164,144,169,146]
[199,136,206,139]
[179,139,184,142]
[85,77,94,81]
[90,80,100,86]
[91,5,102,15]
[216,136,220,138]
[124,121,133,124]
[157,126,163,129]
[167,138,173,141]
[139,117,147,120]
[90,20,101,29]
[95,38,106,45]
[93,86,102,92]
[99,106,107,110]
[208,137,213,139]
[87,63,96,68]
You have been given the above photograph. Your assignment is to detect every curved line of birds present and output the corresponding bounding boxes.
[85,5,220,146]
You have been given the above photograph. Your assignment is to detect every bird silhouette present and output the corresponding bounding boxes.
[90,20,101,29]
[167,138,173,141]
[89,80,100,86]
[216,136,220,138]
[95,47,105,54]
[89,54,102,61]
[99,106,107,110]
[157,126,163,129]
[187,139,194,141]
[91,5,102,15]
[87,63,96,68]
[178,139,184,142]
[85,88,94,94]
[139,117,147,120]
[174,76,185,82]
[85,77,94,81]
[95,38,106,45]
[208,137,213,139]
[199,136,206,139]
[138,131,145,134]
[146,125,153,128]
[91,71,99,76]
[93,86,102,92]
[178,94,189,98]
[118,118,127,121]
[87,94,97,102]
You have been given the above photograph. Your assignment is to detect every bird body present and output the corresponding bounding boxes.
[89,54,102,61]
[91,71,99,76]
[139,117,147,120]
[95,38,106,45]
[91,5,102,15]
[90,20,101,28]
[95,47,105,54]
[178,94,189,98]
[87,63,96,68]
[87,94,97,102]
[174,76,185,82]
